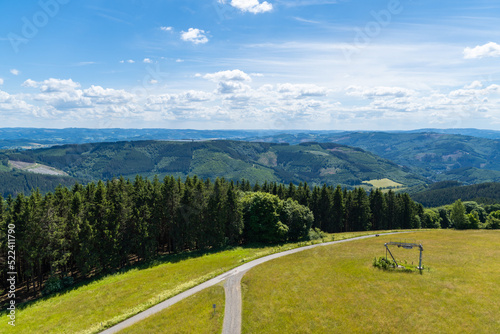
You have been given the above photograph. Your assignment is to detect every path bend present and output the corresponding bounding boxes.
[101,232,406,333]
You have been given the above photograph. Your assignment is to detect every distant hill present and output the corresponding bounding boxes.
[2,128,500,190]
[0,128,343,150]
[248,131,500,184]
[411,182,500,207]
[0,140,425,195]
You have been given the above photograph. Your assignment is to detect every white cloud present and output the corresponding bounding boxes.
[464,42,500,59]
[10,69,20,76]
[217,81,251,94]
[181,28,209,45]
[346,86,415,99]
[179,90,213,102]
[143,58,153,63]
[203,69,252,82]
[176,59,184,63]
[0,78,3,85]
[127,59,135,63]
[464,81,483,89]
[277,83,328,98]
[220,0,273,14]
[83,85,134,104]
[22,78,82,92]
[160,26,173,32]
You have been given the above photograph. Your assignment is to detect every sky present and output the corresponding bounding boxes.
[0,0,499,130]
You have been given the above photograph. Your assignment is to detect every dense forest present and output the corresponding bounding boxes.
[411,182,500,207]
[0,170,76,197]
[1,175,437,300]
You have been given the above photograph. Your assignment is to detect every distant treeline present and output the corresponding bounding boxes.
[0,176,432,299]
[412,182,500,207]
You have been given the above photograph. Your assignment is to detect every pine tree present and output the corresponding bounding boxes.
[224,184,243,245]
[370,189,387,230]
[332,185,345,233]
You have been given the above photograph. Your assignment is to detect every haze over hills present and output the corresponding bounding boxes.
[1,128,500,150]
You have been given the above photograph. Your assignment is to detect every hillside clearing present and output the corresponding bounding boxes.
[362,178,403,188]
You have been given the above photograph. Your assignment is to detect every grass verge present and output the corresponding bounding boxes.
[242,230,500,333]
[118,285,225,334]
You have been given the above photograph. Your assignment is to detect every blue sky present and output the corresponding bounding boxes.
[0,0,499,130]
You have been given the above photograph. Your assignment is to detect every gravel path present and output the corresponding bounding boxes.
[101,232,405,333]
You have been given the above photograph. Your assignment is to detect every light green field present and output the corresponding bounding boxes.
[119,285,225,334]
[362,178,403,188]
[242,230,500,333]
[1,231,394,334]
[3,248,260,334]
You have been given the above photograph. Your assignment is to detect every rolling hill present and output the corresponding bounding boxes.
[249,131,500,184]
[0,140,425,196]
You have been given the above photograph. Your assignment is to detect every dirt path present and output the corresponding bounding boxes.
[101,232,405,334]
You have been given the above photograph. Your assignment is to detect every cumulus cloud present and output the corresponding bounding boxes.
[143,58,153,63]
[83,85,134,104]
[10,69,20,76]
[23,78,81,92]
[464,42,500,59]
[219,0,273,14]
[0,78,3,85]
[181,28,209,45]
[277,83,329,98]
[203,69,252,82]
[346,86,415,99]
[217,81,251,94]
[160,26,173,32]
[464,81,483,89]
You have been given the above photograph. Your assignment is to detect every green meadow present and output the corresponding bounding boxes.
[2,231,390,334]
[242,230,500,333]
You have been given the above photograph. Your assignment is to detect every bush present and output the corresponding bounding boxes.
[42,275,74,296]
[373,256,393,270]
[308,227,327,241]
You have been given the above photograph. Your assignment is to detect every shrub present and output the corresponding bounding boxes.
[42,275,74,296]
[308,227,327,241]
[373,256,392,270]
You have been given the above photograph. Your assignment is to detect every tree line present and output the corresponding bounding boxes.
[243,180,436,232]
[1,176,433,299]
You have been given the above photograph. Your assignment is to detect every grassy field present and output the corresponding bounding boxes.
[119,285,225,334]
[2,230,395,334]
[362,178,403,188]
[242,230,500,333]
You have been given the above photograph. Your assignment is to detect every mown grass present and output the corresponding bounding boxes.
[242,230,500,333]
[119,285,225,334]
[2,230,397,334]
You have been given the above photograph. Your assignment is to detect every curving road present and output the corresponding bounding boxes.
[101,232,405,334]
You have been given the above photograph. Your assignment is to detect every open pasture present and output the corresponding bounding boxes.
[242,230,500,333]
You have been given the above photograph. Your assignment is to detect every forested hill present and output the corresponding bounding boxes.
[411,182,500,207]
[0,140,425,196]
[249,132,500,184]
